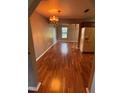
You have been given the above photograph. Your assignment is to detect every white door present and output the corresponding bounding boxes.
[83,27,95,52]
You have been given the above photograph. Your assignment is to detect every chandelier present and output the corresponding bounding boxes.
[49,16,59,24]
[49,10,61,25]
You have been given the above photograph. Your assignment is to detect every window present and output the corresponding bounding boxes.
[62,27,68,38]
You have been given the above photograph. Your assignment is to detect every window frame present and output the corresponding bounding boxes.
[61,26,68,39]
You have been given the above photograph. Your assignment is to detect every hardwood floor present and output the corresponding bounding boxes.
[29,42,94,93]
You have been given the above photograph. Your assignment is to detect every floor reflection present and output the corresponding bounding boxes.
[50,78,61,92]
[61,43,68,55]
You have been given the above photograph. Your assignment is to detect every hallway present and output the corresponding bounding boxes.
[29,42,94,93]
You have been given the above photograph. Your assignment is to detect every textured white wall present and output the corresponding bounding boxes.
[30,12,56,59]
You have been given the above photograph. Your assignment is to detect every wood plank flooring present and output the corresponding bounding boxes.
[29,42,94,93]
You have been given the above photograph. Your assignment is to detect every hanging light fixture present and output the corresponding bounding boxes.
[49,10,61,25]
[49,16,59,23]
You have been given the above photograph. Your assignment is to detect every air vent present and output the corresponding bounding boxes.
[84,9,90,13]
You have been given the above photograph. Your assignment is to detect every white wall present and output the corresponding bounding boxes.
[28,20,38,89]
[30,12,57,59]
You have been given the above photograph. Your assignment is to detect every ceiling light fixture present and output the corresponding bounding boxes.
[49,10,61,26]
[84,9,90,13]
[49,16,59,23]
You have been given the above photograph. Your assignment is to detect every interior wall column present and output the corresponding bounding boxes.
[28,19,40,91]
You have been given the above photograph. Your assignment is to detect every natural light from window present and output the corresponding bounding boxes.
[62,27,68,38]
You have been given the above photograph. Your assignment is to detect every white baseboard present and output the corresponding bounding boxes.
[36,41,57,61]
[28,82,41,91]
[66,41,78,42]
[58,40,78,42]
[66,40,78,42]
[86,88,89,93]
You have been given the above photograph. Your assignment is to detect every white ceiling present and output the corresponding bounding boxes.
[36,0,95,19]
